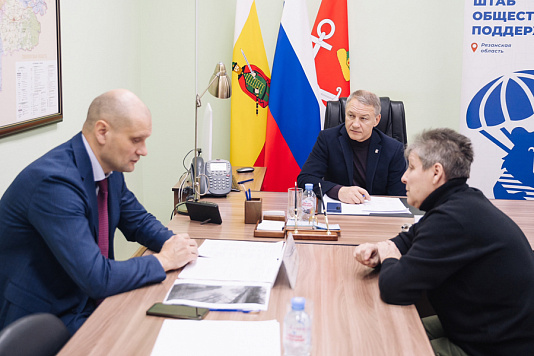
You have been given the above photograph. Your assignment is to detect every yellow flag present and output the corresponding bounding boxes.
[230,0,270,166]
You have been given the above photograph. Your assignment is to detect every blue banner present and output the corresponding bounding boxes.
[460,0,534,200]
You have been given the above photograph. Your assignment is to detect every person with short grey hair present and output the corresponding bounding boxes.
[298,89,406,204]
[405,128,473,180]
[346,89,382,116]
[354,128,534,356]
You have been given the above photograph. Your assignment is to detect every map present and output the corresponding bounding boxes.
[0,0,60,132]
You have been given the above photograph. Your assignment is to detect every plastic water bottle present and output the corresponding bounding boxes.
[301,184,316,222]
[283,297,312,356]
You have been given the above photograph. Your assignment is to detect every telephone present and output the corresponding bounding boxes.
[191,158,232,197]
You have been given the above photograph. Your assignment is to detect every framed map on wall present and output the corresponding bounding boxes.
[0,0,62,138]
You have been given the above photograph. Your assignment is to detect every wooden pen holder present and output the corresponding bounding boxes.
[244,198,262,224]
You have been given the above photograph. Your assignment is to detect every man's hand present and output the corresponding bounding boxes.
[376,240,401,263]
[353,243,380,267]
[154,234,198,272]
[354,240,401,267]
[338,186,371,204]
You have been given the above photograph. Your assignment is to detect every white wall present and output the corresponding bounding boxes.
[349,1,465,138]
[0,0,464,260]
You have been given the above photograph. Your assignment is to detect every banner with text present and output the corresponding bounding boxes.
[460,0,534,200]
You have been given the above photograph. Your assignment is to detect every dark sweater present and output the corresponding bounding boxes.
[380,178,534,356]
[326,136,370,200]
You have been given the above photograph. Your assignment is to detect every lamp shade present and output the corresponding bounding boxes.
[208,62,231,99]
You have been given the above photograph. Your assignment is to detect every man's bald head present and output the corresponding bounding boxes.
[81,89,153,174]
[83,89,150,133]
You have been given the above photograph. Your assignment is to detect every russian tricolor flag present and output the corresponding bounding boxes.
[262,0,324,192]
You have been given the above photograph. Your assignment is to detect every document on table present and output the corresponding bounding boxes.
[181,240,285,284]
[150,319,281,356]
[164,240,286,311]
[323,195,411,215]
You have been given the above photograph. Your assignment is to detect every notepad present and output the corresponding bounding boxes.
[151,320,281,356]
[163,240,286,311]
[314,222,341,231]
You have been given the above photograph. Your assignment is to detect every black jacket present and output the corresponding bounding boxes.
[381,178,534,355]
[297,125,406,197]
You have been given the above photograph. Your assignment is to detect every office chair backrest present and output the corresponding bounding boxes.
[323,97,407,145]
[0,313,70,356]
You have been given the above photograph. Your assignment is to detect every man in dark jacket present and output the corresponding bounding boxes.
[297,90,406,204]
[354,128,534,356]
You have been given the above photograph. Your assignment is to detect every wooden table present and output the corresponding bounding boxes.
[57,196,533,355]
[58,243,434,355]
[232,166,266,191]
[168,192,534,248]
[168,191,416,245]
[490,199,534,248]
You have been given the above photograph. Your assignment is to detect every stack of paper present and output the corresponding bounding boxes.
[164,240,285,311]
[256,220,285,231]
[323,195,410,215]
[151,319,280,356]
[361,196,411,214]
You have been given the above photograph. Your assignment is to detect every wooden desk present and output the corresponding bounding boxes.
[57,197,533,355]
[172,166,266,209]
[233,166,266,191]
[58,243,433,355]
[168,191,415,245]
[490,199,534,248]
[167,192,534,248]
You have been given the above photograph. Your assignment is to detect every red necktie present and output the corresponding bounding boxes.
[97,179,109,257]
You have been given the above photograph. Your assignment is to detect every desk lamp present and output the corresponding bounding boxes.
[192,62,231,201]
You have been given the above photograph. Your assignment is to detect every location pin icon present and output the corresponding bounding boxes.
[471,43,478,52]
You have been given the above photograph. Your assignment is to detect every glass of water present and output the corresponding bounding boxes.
[287,187,303,221]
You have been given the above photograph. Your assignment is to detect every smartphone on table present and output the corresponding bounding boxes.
[146,303,209,320]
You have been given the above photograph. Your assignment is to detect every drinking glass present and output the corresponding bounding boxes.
[287,187,303,220]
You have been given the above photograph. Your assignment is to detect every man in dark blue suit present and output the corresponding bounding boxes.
[0,89,198,334]
[298,90,406,204]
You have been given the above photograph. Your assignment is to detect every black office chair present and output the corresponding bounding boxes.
[0,313,70,356]
[323,97,407,145]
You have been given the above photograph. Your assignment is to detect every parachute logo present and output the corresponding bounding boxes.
[466,70,534,200]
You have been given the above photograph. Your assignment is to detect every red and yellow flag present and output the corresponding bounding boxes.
[230,0,270,167]
[311,0,350,113]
